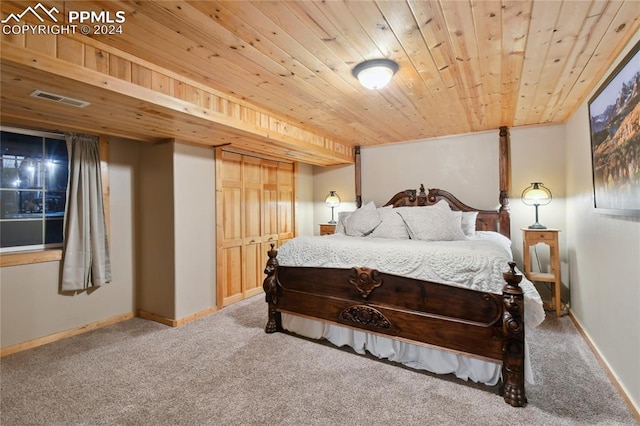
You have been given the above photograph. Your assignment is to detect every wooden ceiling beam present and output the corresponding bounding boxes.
[0,33,353,166]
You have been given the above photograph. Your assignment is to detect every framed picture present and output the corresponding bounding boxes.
[588,40,640,215]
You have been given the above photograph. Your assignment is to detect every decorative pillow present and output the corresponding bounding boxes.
[461,211,478,236]
[335,211,352,234]
[369,206,410,239]
[344,202,380,237]
[396,200,465,241]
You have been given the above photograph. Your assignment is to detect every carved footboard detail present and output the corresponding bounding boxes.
[349,267,382,299]
[263,244,282,334]
[501,262,527,407]
[339,305,392,330]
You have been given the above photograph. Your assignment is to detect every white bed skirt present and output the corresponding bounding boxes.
[282,313,534,386]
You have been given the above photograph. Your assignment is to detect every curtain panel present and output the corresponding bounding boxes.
[61,134,111,292]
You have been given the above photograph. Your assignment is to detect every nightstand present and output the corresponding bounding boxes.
[522,228,563,317]
[319,223,336,235]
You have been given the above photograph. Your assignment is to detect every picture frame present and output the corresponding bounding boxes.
[588,40,640,215]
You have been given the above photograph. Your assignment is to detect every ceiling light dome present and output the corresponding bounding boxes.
[352,59,398,90]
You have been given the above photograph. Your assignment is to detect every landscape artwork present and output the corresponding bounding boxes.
[588,41,640,215]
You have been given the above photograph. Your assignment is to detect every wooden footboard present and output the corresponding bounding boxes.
[263,245,527,407]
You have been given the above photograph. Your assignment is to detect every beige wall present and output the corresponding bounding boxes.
[173,143,216,318]
[137,141,217,320]
[565,32,640,411]
[0,137,139,348]
[312,125,567,271]
[296,162,315,237]
[137,142,175,318]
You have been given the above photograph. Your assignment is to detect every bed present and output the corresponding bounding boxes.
[262,185,544,407]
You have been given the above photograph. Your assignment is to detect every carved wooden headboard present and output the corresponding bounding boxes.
[383,184,511,239]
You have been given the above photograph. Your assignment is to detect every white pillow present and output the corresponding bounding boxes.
[461,211,478,236]
[345,202,380,237]
[369,206,410,239]
[451,210,478,236]
[396,200,465,241]
[335,211,351,234]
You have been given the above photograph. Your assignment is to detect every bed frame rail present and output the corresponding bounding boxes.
[263,245,527,407]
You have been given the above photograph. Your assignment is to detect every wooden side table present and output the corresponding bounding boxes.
[319,223,336,235]
[522,228,563,317]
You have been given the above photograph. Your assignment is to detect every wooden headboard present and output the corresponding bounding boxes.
[383,184,511,239]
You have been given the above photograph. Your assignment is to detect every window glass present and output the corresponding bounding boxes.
[0,128,67,252]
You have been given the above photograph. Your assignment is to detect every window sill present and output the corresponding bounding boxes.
[0,249,63,267]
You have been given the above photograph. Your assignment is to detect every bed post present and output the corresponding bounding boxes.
[355,146,362,208]
[498,126,511,238]
[501,261,527,407]
[263,244,282,333]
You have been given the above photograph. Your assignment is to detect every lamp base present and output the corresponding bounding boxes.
[327,220,337,224]
[528,222,547,229]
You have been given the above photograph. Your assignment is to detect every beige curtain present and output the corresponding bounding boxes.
[61,133,111,292]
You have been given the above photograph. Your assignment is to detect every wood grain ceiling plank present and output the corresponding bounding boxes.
[499,0,533,127]
[439,0,485,130]
[83,1,355,155]
[85,1,342,140]
[367,0,459,139]
[248,0,412,142]
[335,0,464,143]
[144,0,382,145]
[200,0,388,142]
[514,0,563,126]
[471,0,504,130]
[1,41,351,165]
[300,0,412,143]
[343,1,439,141]
[406,0,473,136]
[524,0,592,126]
[407,0,457,89]
[550,0,640,123]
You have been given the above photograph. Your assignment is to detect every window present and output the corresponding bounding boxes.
[0,127,68,253]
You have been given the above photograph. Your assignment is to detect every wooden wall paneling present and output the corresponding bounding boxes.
[217,150,243,306]
[262,160,279,242]
[277,162,294,241]
[57,37,85,66]
[84,45,110,74]
[242,156,264,298]
[1,34,353,165]
[216,149,296,307]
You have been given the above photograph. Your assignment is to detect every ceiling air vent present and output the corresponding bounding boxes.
[30,90,90,108]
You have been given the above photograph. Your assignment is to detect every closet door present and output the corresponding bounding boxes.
[242,156,264,298]
[218,151,243,306]
[261,160,279,283]
[277,162,294,243]
[216,149,295,308]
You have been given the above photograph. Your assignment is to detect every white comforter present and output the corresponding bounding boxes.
[275,232,545,385]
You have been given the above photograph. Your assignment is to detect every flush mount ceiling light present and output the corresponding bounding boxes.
[352,59,398,90]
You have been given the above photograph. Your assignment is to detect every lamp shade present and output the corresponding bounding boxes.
[521,182,552,206]
[521,182,552,229]
[352,59,398,89]
[325,190,341,207]
[325,191,340,224]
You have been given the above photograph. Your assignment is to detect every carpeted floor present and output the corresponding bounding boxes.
[1,295,636,425]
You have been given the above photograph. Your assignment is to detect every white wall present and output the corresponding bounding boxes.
[137,142,175,318]
[296,163,315,236]
[173,143,216,318]
[565,32,640,410]
[313,127,567,276]
[0,137,139,348]
[312,164,357,234]
[361,131,499,208]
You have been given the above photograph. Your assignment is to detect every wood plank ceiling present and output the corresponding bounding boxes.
[1,1,639,166]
